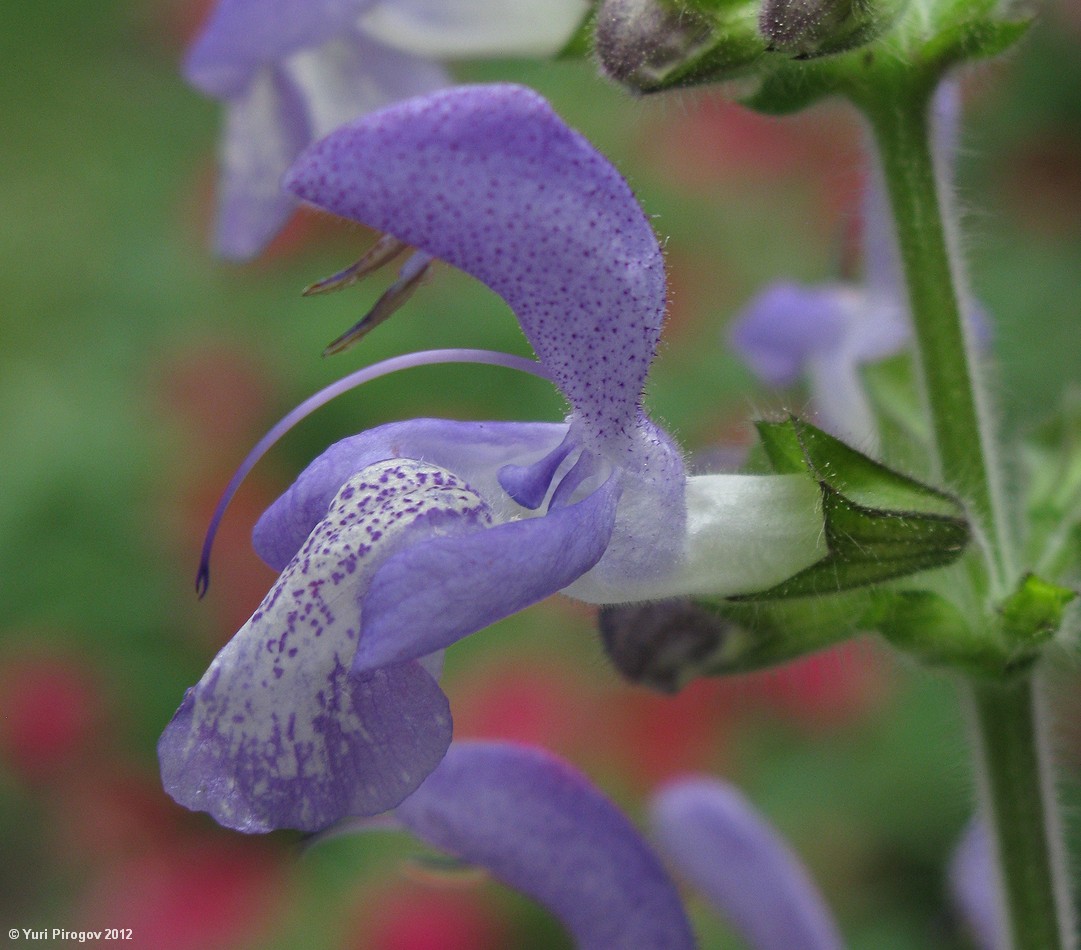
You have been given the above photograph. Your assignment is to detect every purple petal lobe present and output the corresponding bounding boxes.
[651,778,843,950]
[396,742,696,950]
[284,84,666,449]
[185,0,376,97]
[353,476,621,671]
[497,431,577,509]
[214,66,311,260]
[160,459,494,832]
[728,282,851,386]
[253,419,568,570]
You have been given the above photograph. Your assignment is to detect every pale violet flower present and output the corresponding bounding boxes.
[321,742,846,950]
[159,84,826,834]
[185,0,590,258]
[729,81,982,450]
[651,777,843,950]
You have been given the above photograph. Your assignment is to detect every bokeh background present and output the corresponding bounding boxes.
[2,1,1080,947]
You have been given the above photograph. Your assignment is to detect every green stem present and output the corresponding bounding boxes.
[861,81,1010,587]
[968,679,1072,950]
[853,80,1072,948]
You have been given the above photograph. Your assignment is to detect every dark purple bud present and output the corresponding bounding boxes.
[594,0,713,91]
[599,598,731,693]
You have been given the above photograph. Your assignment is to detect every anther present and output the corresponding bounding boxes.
[323,253,434,356]
[302,234,409,296]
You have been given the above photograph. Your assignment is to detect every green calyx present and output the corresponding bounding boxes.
[594,0,765,93]
[871,573,1076,677]
[747,416,969,597]
[594,0,1030,110]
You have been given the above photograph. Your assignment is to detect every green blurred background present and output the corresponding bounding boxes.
[2,1,1080,947]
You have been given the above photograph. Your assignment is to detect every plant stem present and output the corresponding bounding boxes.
[862,80,1010,587]
[856,81,1072,949]
[969,678,1072,950]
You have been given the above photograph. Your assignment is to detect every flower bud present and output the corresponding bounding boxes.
[759,0,905,57]
[595,0,764,93]
[599,599,731,693]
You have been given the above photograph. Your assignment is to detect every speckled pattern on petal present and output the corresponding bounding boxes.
[253,418,570,570]
[284,84,667,451]
[159,459,492,833]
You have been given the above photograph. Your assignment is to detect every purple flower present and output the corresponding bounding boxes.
[651,777,843,950]
[729,81,982,450]
[160,84,827,834]
[320,744,844,949]
[389,742,698,950]
[185,0,590,258]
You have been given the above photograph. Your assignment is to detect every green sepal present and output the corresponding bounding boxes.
[921,17,1031,72]
[696,588,876,674]
[555,8,598,59]
[869,573,1075,678]
[997,574,1077,655]
[740,1,1030,115]
[747,416,969,597]
[741,58,840,114]
[868,587,1005,675]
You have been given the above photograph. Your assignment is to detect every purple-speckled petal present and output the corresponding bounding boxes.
[353,475,621,671]
[651,778,843,950]
[214,66,311,260]
[253,418,569,570]
[284,84,666,450]
[159,459,495,832]
[949,820,1006,950]
[396,742,696,950]
[728,282,851,386]
[185,0,376,97]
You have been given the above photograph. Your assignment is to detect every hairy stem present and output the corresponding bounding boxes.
[968,679,1073,950]
[855,80,1072,949]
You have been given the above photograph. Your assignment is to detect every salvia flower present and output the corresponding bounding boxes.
[651,777,843,950]
[159,83,827,834]
[322,743,845,949]
[185,0,590,258]
[728,80,980,449]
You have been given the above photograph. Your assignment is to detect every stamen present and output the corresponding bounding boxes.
[301,234,409,296]
[550,451,602,510]
[497,432,577,510]
[196,349,552,597]
[323,253,434,356]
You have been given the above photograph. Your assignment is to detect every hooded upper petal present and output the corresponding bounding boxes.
[651,778,843,950]
[159,459,494,832]
[284,83,667,454]
[395,742,697,950]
